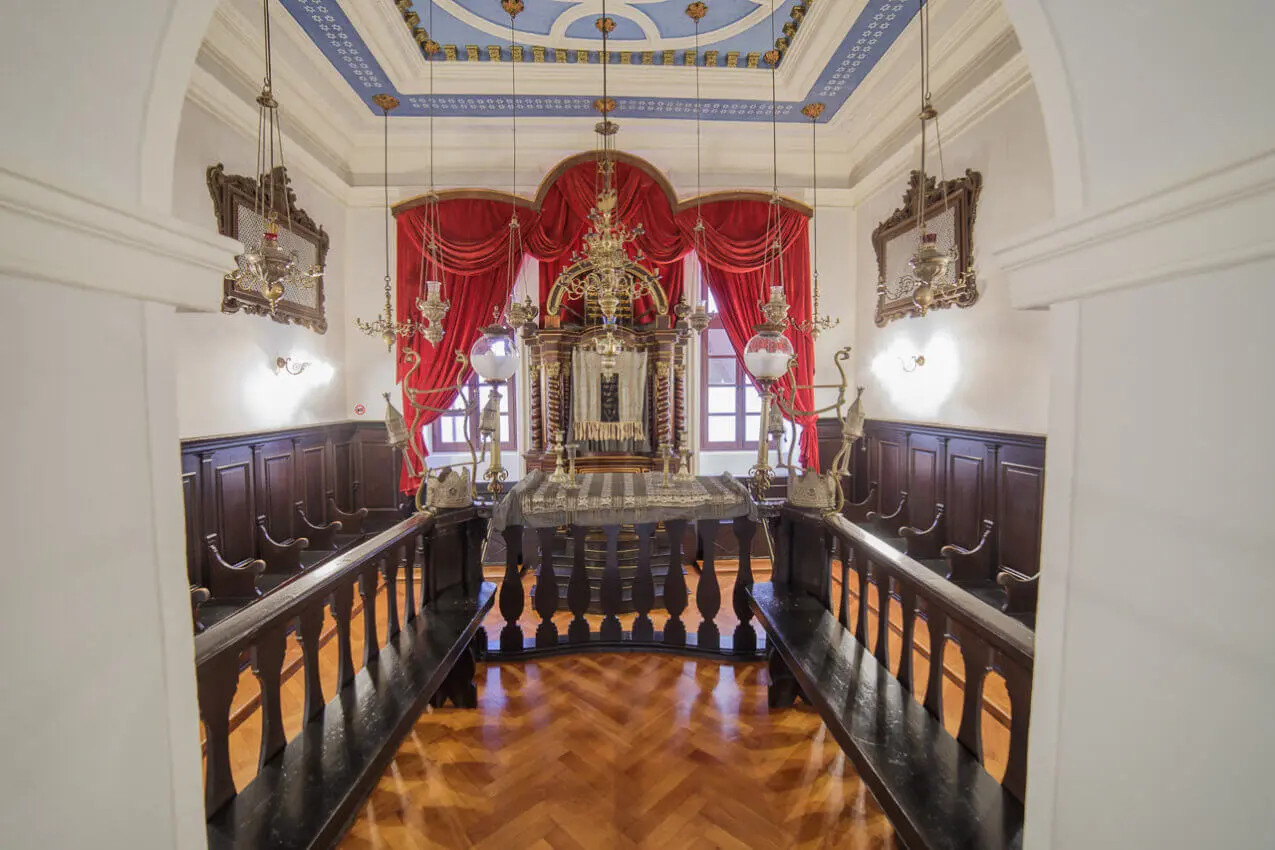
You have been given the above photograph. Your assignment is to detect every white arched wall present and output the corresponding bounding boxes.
[992,2,1275,849]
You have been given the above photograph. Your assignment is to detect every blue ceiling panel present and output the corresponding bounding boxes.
[280,0,918,123]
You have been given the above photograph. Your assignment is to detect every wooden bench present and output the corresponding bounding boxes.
[750,582,1024,850]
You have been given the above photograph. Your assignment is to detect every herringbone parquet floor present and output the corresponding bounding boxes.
[339,655,895,850]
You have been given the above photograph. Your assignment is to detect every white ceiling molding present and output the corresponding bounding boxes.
[845,50,1032,207]
[0,162,238,311]
[1000,145,1275,309]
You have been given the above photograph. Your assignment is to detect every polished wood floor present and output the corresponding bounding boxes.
[340,655,895,850]
[210,556,1013,846]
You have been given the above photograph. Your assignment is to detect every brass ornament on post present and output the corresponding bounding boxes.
[395,350,479,511]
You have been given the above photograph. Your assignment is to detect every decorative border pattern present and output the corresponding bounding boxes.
[281,0,915,122]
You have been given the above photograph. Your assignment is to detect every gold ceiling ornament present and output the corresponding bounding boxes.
[879,0,977,317]
[500,0,524,16]
[792,101,839,340]
[595,15,617,34]
[229,0,323,314]
[355,93,424,351]
[686,2,708,22]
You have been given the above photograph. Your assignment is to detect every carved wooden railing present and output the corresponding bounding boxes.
[818,510,1035,801]
[195,507,493,849]
[487,513,773,660]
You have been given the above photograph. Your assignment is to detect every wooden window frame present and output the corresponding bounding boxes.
[430,375,517,453]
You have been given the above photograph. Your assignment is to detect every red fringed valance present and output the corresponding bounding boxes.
[394,158,818,493]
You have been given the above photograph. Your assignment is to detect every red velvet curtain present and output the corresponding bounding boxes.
[687,201,819,470]
[393,161,818,492]
[395,199,526,491]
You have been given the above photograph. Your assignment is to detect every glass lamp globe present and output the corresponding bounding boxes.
[469,326,519,381]
[743,330,794,381]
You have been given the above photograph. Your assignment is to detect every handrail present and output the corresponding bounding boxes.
[194,510,454,667]
[822,512,1034,670]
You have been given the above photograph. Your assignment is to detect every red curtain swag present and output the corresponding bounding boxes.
[393,161,818,492]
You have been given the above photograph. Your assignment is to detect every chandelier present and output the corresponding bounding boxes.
[229,0,323,313]
[499,0,536,335]
[673,1,714,340]
[792,102,839,339]
[551,3,662,328]
[355,94,424,351]
[880,0,970,316]
[416,12,451,346]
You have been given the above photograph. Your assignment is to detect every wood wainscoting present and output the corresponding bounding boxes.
[817,418,1046,588]
[180,422,401,589]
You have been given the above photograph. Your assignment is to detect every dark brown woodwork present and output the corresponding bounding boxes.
[203,534,264,602]
[731,516,757,653]
[534,526,560,647]
[600,525,623,641]
[295,604,325,721]
[499,525,525,653]
[250,625,288,769]
[632,523,656,642]
[567,525,591,644]
[695,520,721,650]
[662,519,688,646]
[181,422,399,589]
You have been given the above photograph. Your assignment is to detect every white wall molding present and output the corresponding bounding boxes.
[0,163,238,310]
[1000,146,1275,309]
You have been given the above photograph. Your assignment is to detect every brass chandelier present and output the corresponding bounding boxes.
[229,0,323,313]
[675,0,714,339]
[355,93,424,351]
[415,9,451,346]
[792,102,839,338]
[880,0,970,315]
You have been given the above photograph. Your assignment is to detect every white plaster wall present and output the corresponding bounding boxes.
[344,204,398,424]
[1036,268,1275,849]
[170,97,350,437]
[854,85,1052,434]
[0,279,205,849]
[809,205,859,410]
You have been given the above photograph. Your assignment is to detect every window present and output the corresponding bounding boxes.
[699,284,764,451]
[430,375,516,452]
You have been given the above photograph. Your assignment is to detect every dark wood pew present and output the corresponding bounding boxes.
[197,507,493,850]
[255,515,310,594]
[752,507,1035,850]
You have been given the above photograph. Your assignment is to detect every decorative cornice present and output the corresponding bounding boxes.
[999,146,1275,308]
[0,163,238,310]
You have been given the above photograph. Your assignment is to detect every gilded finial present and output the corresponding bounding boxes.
[763,49,781,68]
[686,2,708,22]
[595,16,616,34]
[501,0,524,18]
[801,102,825,121]
[371,93,400,112]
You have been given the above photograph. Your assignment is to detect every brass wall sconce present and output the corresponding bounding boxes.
[275,356,311,376]
[900,354,926,373]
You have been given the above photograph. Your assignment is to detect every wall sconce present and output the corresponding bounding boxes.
[900,355,926,373]
[275,356,311,376]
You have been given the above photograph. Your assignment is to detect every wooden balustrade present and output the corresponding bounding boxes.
[487,513,771,660]
[821,510,1035,802]
[195,507,494,849]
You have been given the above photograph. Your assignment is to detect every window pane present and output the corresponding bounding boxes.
[707,416,737,443]
[744,389,763,412]
[707,386,737,414]
[441,417,460,444]
[704,287,719,314]
[706,328,734,355]
[745,414,762,440]
[707,357,737,385]
[499,414,512,443]
[449,391,468,412]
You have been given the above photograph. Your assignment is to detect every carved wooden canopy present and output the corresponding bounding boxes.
[873,168,982,326]
[207,163,330,333]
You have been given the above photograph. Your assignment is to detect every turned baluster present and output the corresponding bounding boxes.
[295,603,325,720]
[599,525,623,641]
[1001,658,1033,802]
[731,516,757,654]
[534,525,559,647]
[499,524,525,652]
[897,584,917,692]
[632,523,656,642]
[955,625,990,764]
[360,564,380,665]
[663,519,688,646]
[382,551,400,639]
[852,541,870,646]
[923,606,946,722]
[837,536,852,630]
[329,581,356,687]
[873,566,892,667]
[567,525,591,643]
[251,625,288,769]
[696,519,721,650]
[197,652,239,814]
[402,538,416,624]
[419,533,433,613]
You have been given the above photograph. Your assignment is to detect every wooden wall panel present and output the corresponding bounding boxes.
[818,418,1046,578]
[180,422,393,589]
[356,440,399,515]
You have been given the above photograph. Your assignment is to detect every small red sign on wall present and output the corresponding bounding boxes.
[354,403,366,416]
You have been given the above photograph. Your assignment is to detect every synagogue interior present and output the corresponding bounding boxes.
[2,0,1272,848]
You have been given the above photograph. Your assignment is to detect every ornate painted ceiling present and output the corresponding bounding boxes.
[282,0,920,122]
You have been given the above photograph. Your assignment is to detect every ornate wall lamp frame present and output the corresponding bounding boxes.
[207,163,330,333]
[872,168,982,327]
